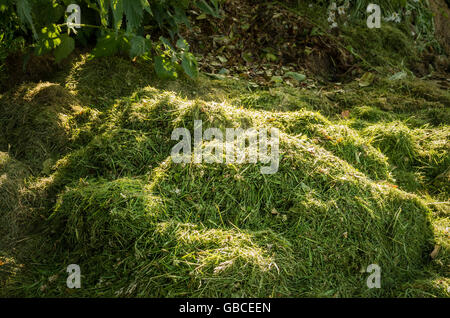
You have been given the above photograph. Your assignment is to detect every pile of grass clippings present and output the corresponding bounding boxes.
[2,55,448,297]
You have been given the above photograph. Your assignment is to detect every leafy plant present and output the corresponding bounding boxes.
[1,0,222,79]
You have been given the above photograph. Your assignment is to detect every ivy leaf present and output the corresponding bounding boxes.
[129,35,151,58]
[181,52,199,79]
[154,56,178,80]
[54,34,75,63]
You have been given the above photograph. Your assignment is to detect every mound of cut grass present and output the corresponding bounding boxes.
[0,152,30,247]
[0,82,83,170]
[0,55,447,298]
[32,72,435,297]
[363,122,450,194]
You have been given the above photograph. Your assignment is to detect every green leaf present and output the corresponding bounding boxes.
[16,0,37,40]
[181,52,199,79]
[217,55,227,63]
[359,72,375,87]
[35,24,61,56]
[123,0,144,32]
[176,38,189,51]
[92,34,122,58]
[265,53,277,62]
[270,76,283,83]
[242,52,253,63]
[196,13,207,20]
[160,36,176,53]
[140,0,152,15]
[388,71,408,81]
[110,0,124,31]
[97,0,109,28]
[54,35,74,63]
[218,68,229,75]
[196,0,220,18]
[284,72,306,82]
[129,35,151,58]
[154,56,178,80]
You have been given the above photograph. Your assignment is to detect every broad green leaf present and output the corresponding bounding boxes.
[129,35,151,58]
[54,34,74,63]
[16,0,37,40]
[92,34,121,57]
[123,0,144,32]
[218,68,229,75]
[242,52,253,63]
[181,52,199,79]
[154,56,178,80]
[217,55,227,63]
[196,13,207,20]
[35,24,61,56]
[265,53,277,62]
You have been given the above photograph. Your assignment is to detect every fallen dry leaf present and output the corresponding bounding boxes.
[341,110,350,118]
[430,245,441,259]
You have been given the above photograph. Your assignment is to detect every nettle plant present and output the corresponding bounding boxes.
[1,0,221,79]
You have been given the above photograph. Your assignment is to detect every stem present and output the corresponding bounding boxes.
[56,23,103,30]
